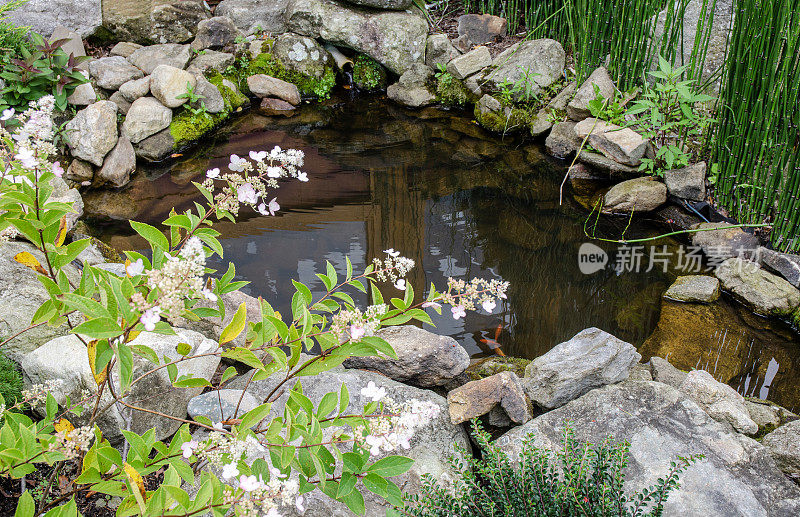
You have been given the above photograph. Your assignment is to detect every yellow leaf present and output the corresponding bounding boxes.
[54,418,75,438]
[219,302,247,346]
[87,340,107,385]
[14,251,47,275]
[123,461,147,513]
[55,215,68,246]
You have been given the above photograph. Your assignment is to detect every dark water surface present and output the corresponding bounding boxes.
[85,94,800,411]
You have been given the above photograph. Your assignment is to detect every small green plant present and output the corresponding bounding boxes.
[0,351,23,408]
[0,31,89,112]
[176,81,204,105]
[626,56,715,177]
[0,0,33,67]
[401,420,702,516]
[435,64,470,106]
[588,84,626,125]
[352,54,387,91]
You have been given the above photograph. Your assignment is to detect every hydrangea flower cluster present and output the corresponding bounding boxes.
[48,425,94,460]
[202,146,308,217]
[330,303,388,342]
[440,277,509,320]
[0,96,58,188]
[130,236,208,328]
[371,249,415,288]
[21,379,65,408]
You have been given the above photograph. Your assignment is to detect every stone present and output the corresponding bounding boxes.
[108,91,131,115]
[65,101,118,167]
[127,44,192,75]
[476,93,501,115]
[577,151,640,178]
[763,420,800,479]
[133,128,176,162]
[109,41,142,58]
[1,0,101,38]
[465,356,531,381]
[22,329,220,442]
[343,0,411,8]
[652,0,733,89]
[66,159,94,183]
[757,247,800,287]
[483,38,565,94]
[680,369,758,435]
[192,76,225,114]
[648,356,687,389]
[150,65,197,108]
[464,75,483,97]
[122,97,173,144]
[284,0,428,75]
[691,222,760,262]
[210,368,470,516]
[191,16,240,50]
[744,399,782,433]
[50,26,87,68]
[522,327,641,409]
[603,177,667,213]
[0,242,82,362]
[186,50,236,74]
[187,389,259,424]
[148,1,211,44]
[446,45,492,80]
[387,63,435,108]
[425,34,459,69]
[118,76,150,102]
[97,136,135,188]
[664,275,720,303]
[547,81,577,111]
[545,120,580,159]
[715,258,800,316]
[67,82,97,106]
[49,175,83,232]
[496,381,800,515]
[270,33,334,82]
[448,371,531,426]
[664,162,706,201]
[566,66,616,121]
[343,325,469,388]
[259,97,296,117]
[88,56,144,90]
[215,0,289,34]
[574,118,650,166]
[457,13,507,45]
[246,74,301,105]
[628,363,653,381]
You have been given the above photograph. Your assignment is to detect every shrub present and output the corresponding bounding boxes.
[401,420,701,517]
[0,352,23,407]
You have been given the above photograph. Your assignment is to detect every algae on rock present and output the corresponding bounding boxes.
[246,52,336,99]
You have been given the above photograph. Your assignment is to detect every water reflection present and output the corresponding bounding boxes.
[85,94,800,410]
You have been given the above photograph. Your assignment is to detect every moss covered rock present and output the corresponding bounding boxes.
[466,356,531,381]
[245,51,336,99]
[474,101,538,134]
[435,72,473,107]
[352,54,387,91]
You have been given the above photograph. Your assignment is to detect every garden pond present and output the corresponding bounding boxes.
[83,94,800,411]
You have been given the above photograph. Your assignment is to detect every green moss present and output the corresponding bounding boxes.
[245,52,336,99]
[0,353,23,407]
[352,54,387,91]
[474,101,535,134]
[436,73,472,107]
[465,356,531,381]
[169,73,247,150]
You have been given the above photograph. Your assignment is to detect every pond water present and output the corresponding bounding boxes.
[84,94,800,411]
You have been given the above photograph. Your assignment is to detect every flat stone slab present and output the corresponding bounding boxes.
[665,275,720,303]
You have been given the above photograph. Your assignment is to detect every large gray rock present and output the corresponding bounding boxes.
[22,329,220,442]
[574,117,650,166]
[757,247,800,287]
[664,162,706,201]
[65,101,118,167]
[192,76,225,114]
[603,177,667,213]
[88,56,144,90]
[108,91,131,115]
[522,327,641,409]
[446,45,492,80]
[65,159,94,183]
[122,97,173,144]
[219,368,470,517]
[186,50,236,74]
[285,0,428,75]
[215,0,289,34]
[191,16,240,51]
[567,66,616,121]
[0,0,101,38]
[545,120,580,159]
[664,275,720,303]
[127,44,192,75]
[680,369,758,435]
[105,1,210,45]
[343,325,469,388]
[150,65,197,108]
[715,258,800,316]
[496,381,800,516]
[271,33,334,83]
[387,63,435,107]
[483,38,565,94]
[457,13,507,46]
[109,42,142,58]
[133,128,176,162]
[0,241,82,362]
[187,389,259,424]
[425,34,459,69]
[648,356,687,388]
[97,137,135,188]
[577,150,640,177]
[67,82,97,106]
[246,74,301,105]
[118,76,151,102]
[691,222,760,262]
[763,420,800,479]
[447,371,531,426]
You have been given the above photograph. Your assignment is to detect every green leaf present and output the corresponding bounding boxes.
[15,491,35,517]
[221,347,265,369]
[239,402,272,429]
[219,302,247,345]
[73,317,123,339]
[130,220,169,251]
[366,455,414,477]
[338,488,365,515]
